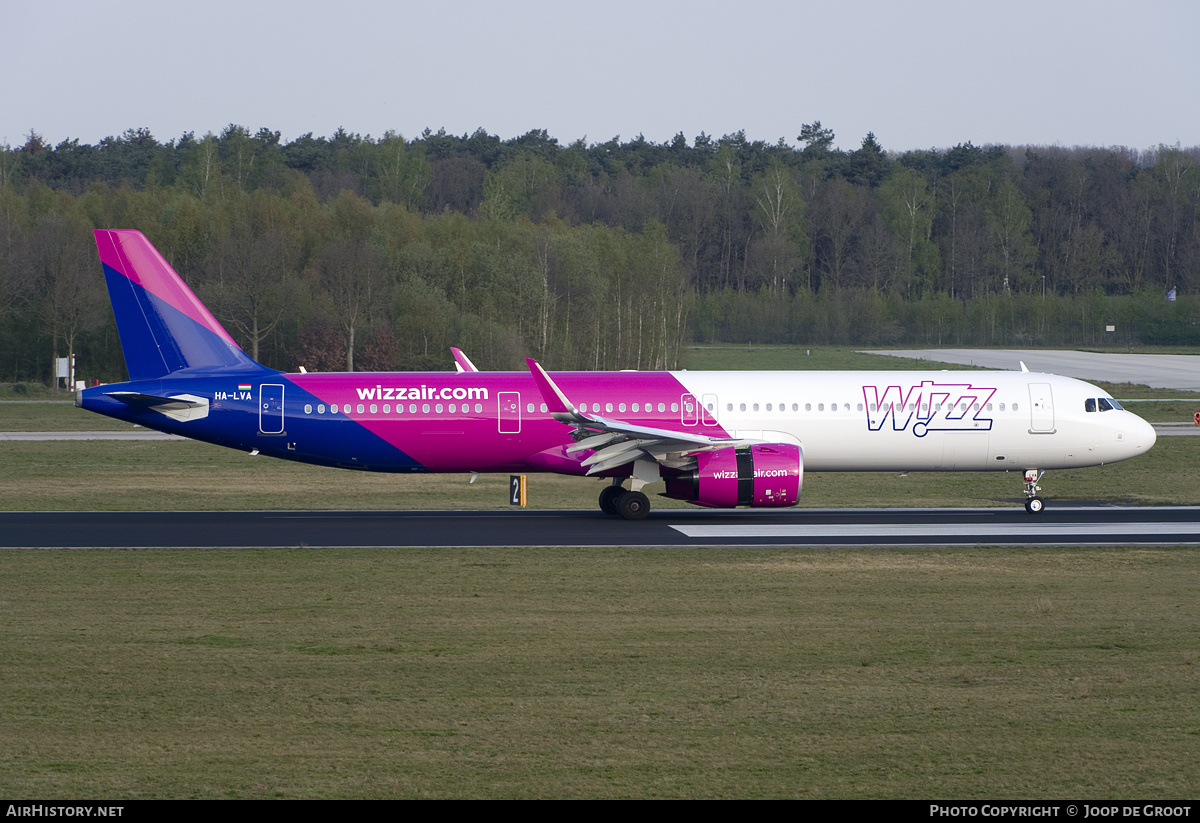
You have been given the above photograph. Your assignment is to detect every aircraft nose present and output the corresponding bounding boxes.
[1128,413,1156,454]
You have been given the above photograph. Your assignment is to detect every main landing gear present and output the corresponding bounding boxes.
[598,459,659,521]
[598,478,651,521]
[1023,469,1045,514]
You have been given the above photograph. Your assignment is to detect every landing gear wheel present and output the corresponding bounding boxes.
[1022,470,1045,515]
[599,485,623,516]
[618,490,650,521]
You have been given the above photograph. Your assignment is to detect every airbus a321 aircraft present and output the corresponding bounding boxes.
[78,230,1157,520]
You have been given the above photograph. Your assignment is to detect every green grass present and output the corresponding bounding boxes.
[1079,345,1200,355]
[2,434,1197,511]
[0,383,65,400]
[1109,397,1200,423]
[1,546,1198,798]
[0,401,131,431]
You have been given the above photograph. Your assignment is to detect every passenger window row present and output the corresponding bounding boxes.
[299,396,1061,418]
[304,402,487,416]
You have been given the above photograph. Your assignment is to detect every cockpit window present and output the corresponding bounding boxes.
[1098,397,1120,411]
[1085,398,1097,412]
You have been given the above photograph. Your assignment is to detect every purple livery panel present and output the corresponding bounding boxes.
[694,447,739,507]
[288,371,733,473]
[689,443,801,508]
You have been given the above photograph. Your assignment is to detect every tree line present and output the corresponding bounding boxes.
[1,124,1197,384]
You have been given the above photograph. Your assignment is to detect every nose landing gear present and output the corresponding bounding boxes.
[1023,469,1045,514]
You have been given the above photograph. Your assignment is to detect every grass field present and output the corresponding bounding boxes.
[2,546,1198,798]
[2,346,1198,798]
[1,434,1199,511]
[1,406,1197,511]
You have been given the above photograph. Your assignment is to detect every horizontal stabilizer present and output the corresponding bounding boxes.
[107,391,210,422]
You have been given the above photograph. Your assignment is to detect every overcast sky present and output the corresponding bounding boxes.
[4,0,1197,154]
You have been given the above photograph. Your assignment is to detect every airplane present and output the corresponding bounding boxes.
[77,229,1157,520]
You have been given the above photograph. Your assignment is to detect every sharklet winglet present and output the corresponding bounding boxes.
[526,359,577,417]
[451,347,480,373]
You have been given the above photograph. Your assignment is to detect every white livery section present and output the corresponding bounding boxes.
[666,370,1154,473]
[530,363,1155,518]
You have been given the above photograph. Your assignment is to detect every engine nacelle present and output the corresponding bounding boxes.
[663,443,802,508]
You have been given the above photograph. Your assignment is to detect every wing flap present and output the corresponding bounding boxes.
[580,438,662,469]
[566,431,625,454]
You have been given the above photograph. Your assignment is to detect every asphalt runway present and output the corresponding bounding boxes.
[0,430,185,440]
[864,348,1200,392]
[3,506,1198,548]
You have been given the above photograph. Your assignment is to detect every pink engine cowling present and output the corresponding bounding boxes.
[663,443,803,508]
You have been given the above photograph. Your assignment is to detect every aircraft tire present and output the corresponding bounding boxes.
[599,485,623,516]
[618,490,650,521]
[1025,497,1045,514]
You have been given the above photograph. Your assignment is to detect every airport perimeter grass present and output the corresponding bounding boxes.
[2,546,1199,798]
[2,432,1197,512]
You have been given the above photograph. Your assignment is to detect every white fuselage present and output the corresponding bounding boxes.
[666,370,1155,472]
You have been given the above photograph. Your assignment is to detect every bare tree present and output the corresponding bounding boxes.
[201,225,301,364]
[319,238,389,372]
[30,215,106,385]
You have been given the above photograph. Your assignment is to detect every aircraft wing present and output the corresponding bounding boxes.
[526,359,731,474]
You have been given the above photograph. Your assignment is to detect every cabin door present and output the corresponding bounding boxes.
[681,394,699,426]
[498,392,521,434]
[1028,383,1055,433]
[259,384,284,434]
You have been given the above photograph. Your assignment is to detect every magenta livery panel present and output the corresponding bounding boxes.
[79,230,1156,519]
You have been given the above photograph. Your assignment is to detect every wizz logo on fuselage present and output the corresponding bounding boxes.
[863,381,997,437]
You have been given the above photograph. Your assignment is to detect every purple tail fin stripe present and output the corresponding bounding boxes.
[95,230,261,380]
[95,230,241,349]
